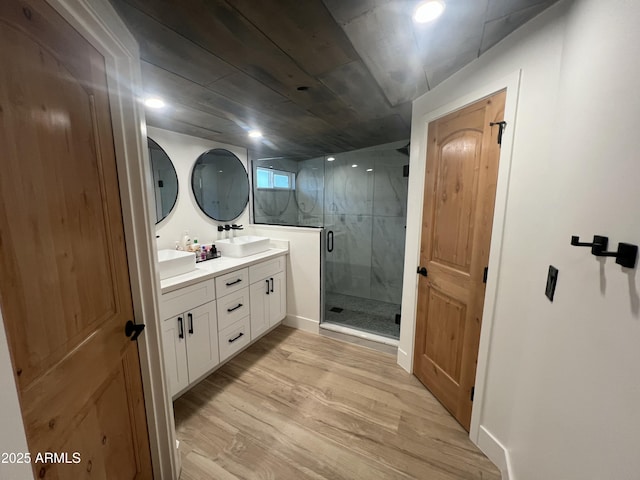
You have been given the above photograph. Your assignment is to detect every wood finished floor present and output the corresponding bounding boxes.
[174,326,500,480]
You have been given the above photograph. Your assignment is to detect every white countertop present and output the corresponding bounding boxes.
[159,247,288,294]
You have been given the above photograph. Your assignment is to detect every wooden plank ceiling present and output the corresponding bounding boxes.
[110,0,559,158]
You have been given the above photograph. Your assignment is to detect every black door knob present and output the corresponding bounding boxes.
[417,266,428,277]
[124,320,145,341]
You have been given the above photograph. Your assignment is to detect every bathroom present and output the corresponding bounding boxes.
[5,1,639,479]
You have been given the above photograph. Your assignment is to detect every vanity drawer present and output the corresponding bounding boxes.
[216,287,250,331]
[218,316,250,362]
[160,279,215,320]
[215,268,249,297]
[249,256,285,283]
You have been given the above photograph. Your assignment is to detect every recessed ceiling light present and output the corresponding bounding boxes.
[327,156,335,162]
[144,97,165,108]
[413,0,445,24]
[366,168,373,172]
[248,130,263,138]
[352,164,358,168]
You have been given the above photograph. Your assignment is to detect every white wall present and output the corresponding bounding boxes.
[0,310,32,479]
[148,127,250,250]
[249,225,322,333]
[402,1,640,479]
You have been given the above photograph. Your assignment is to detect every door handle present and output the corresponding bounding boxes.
[124,320,145,341]
[417,266,428,277]
[188,312,193,334]
[266,279,270,295]
[270,278,274,293]
[178,316,184,339]
[327,230,334,252]
[227,303,243,312]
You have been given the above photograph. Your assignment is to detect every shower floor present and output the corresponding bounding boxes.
[324,292,400,340]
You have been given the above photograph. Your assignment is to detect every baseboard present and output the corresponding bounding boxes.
[477,426,513,480]
[283,314,319,334]
[397,347,411,373]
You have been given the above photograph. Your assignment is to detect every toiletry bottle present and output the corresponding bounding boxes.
[201,245,207,261]
[182,231,191,250]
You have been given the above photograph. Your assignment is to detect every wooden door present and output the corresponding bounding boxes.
[0,1,153,478]
[414,90,506,431]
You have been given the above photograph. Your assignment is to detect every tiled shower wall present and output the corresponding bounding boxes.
[324,141,408,305]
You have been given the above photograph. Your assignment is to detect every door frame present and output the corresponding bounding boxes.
[0,1,176,478]
[398,70,521,444]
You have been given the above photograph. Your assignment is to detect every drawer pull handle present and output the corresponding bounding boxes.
[188,312,194,334]
[266,279,270,295]
[227,303,243,312]
[225,278,242,286]
[178,316,184,339]
[228,332,244,343]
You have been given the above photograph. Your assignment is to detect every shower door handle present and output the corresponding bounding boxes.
[327,230,334,252]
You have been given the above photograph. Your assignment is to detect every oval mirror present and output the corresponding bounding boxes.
[191,148,249,222]
[148,137,178,224]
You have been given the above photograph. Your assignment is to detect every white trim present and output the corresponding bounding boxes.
[397,346,411,371]
[284,314,320,334]
[398,71,522,447]
[478,426,513,480]
[28,1,176,478]
[320,323,399,347]
[0,309,31,479]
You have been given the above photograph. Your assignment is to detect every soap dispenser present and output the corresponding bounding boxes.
[181,231,192,250]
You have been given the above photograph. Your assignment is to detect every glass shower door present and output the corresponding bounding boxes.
[321,143,409,340]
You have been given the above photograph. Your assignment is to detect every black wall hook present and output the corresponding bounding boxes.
[570,235,608,255]
[592,242,638,269]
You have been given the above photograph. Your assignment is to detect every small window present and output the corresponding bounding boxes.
[256,169,271,188]
[273,173,290,189]
[256,167,295,190]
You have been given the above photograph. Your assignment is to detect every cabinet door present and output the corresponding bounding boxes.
[186,301,219,382]
[162,315,189,396]
[269,270,287,326]
[250,278,270,340]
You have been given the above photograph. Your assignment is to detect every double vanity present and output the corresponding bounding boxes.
[148,133,289,398]
[157,238,288,398]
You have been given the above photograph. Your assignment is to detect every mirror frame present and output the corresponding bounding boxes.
[191,148,250,222]
[148,137,178,224]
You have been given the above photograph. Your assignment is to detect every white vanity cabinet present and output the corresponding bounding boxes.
[249,257,287,340]
[215,278,251,362]
[159,250,288,397]
[160,279,219,396]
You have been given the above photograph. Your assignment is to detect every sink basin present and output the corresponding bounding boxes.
[157,249,196,280]
[216,235,270,258]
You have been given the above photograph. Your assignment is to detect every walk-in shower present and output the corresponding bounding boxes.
[253,140,409,341]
